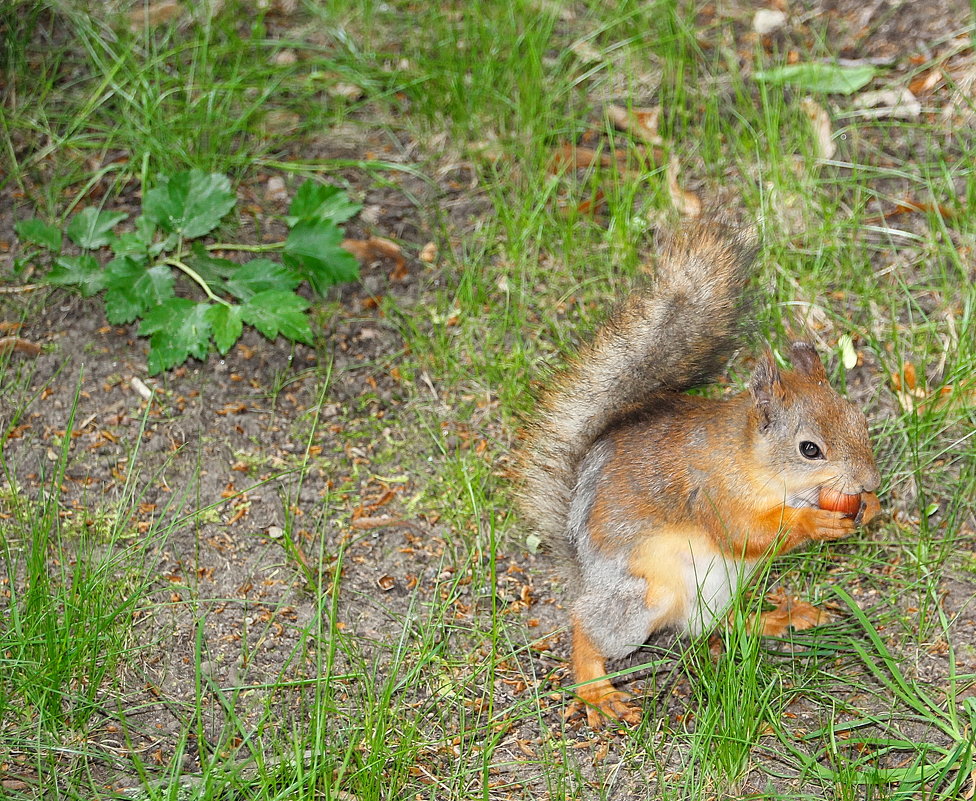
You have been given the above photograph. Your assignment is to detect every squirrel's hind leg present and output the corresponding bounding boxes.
[567,572,676,727]
[569,614,643,727]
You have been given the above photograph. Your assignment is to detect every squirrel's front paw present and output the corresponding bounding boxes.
[812,507,856,540]
[856,492,881,526]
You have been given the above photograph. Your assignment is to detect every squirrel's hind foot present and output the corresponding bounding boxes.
[568,682,643,729]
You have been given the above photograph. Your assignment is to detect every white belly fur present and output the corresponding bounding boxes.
[679,546,757,636]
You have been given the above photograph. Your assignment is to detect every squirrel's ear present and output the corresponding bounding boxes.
[750,349,783,430]
[790,340,827,382]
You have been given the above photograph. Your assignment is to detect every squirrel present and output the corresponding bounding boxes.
[517,218,881,727]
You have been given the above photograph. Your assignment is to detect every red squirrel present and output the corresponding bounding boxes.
[518,220,880,726]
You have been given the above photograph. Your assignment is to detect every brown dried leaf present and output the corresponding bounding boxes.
[852,88,920,120]
[127,1,185,29]
[903,362,918,391]
[606,104,663,145]
[863,198,960,225]
[963,767,976,800]
[0,336,41,356]
[569,40,603,63]
[341,236,405,274]
[666,159,701,217]
[908,69,943,96]
[549,144,623,172]
[350,516,399,530]
[800,97,835,159]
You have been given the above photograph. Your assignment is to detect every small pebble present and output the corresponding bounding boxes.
[753,9,787,35]
[266,176,288,202]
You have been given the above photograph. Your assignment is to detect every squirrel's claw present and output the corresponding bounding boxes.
[855,492,881,527]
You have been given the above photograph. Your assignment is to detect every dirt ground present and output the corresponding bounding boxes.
[2,0,975,797]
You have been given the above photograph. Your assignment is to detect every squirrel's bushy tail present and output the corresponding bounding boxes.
[517,219,758,544]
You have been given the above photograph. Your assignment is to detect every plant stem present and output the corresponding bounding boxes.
[207,242,283,253]
[162,258,231,306]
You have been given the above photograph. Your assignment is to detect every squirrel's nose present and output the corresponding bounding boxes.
[861,464,881,494]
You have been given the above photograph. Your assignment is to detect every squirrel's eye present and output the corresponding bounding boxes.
[799,441,823,460]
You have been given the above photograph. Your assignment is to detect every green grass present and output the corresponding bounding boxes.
[2,0,976,798]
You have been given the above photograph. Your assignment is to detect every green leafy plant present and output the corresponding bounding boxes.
[752,62,879,95]
[14,171,361,373]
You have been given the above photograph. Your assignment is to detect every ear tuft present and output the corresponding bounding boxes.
[790,340,827,382]
[750,348,782,430]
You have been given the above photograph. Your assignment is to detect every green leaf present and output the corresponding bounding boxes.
[46,254,106,297]
[112,215,158,257]
[103,257,176,324]
[111,232,150,258]
[184,241,238,295]
[282,220,359,296]
[241,290,312,343]
[139,298,213,374]
[838,334,857,370]
[753,63,878,95]
[206,303,244,354]
[65,208,128,249]
[15,218,62,251]
[286,182,361,227]
[143,170,236,239]
[225,258,301,301]
[135,214,156,243]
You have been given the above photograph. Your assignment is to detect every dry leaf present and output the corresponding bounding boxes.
[852,88,921,120]
[666,159,701,217]
[558,189,607,218]
[888,362,975,414]
[549,143,636,173]
[331,83,365,101]
[127,0,185,29]
[272,49,298,66]
[908,69,943,96]
[903,361,918,391]
[0,336,41,356]
[942,65,976,127]
[606,104,663,145]
[962,767,976,800]
[350,516,399,530]
[341,236,405,273]
[569,40,603,63]
[261,110,301,134]
[863,198,960,225]
[837,334,858,369]
[515,738,537,758]
[419,241,438,263]
[800,97,835,159]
